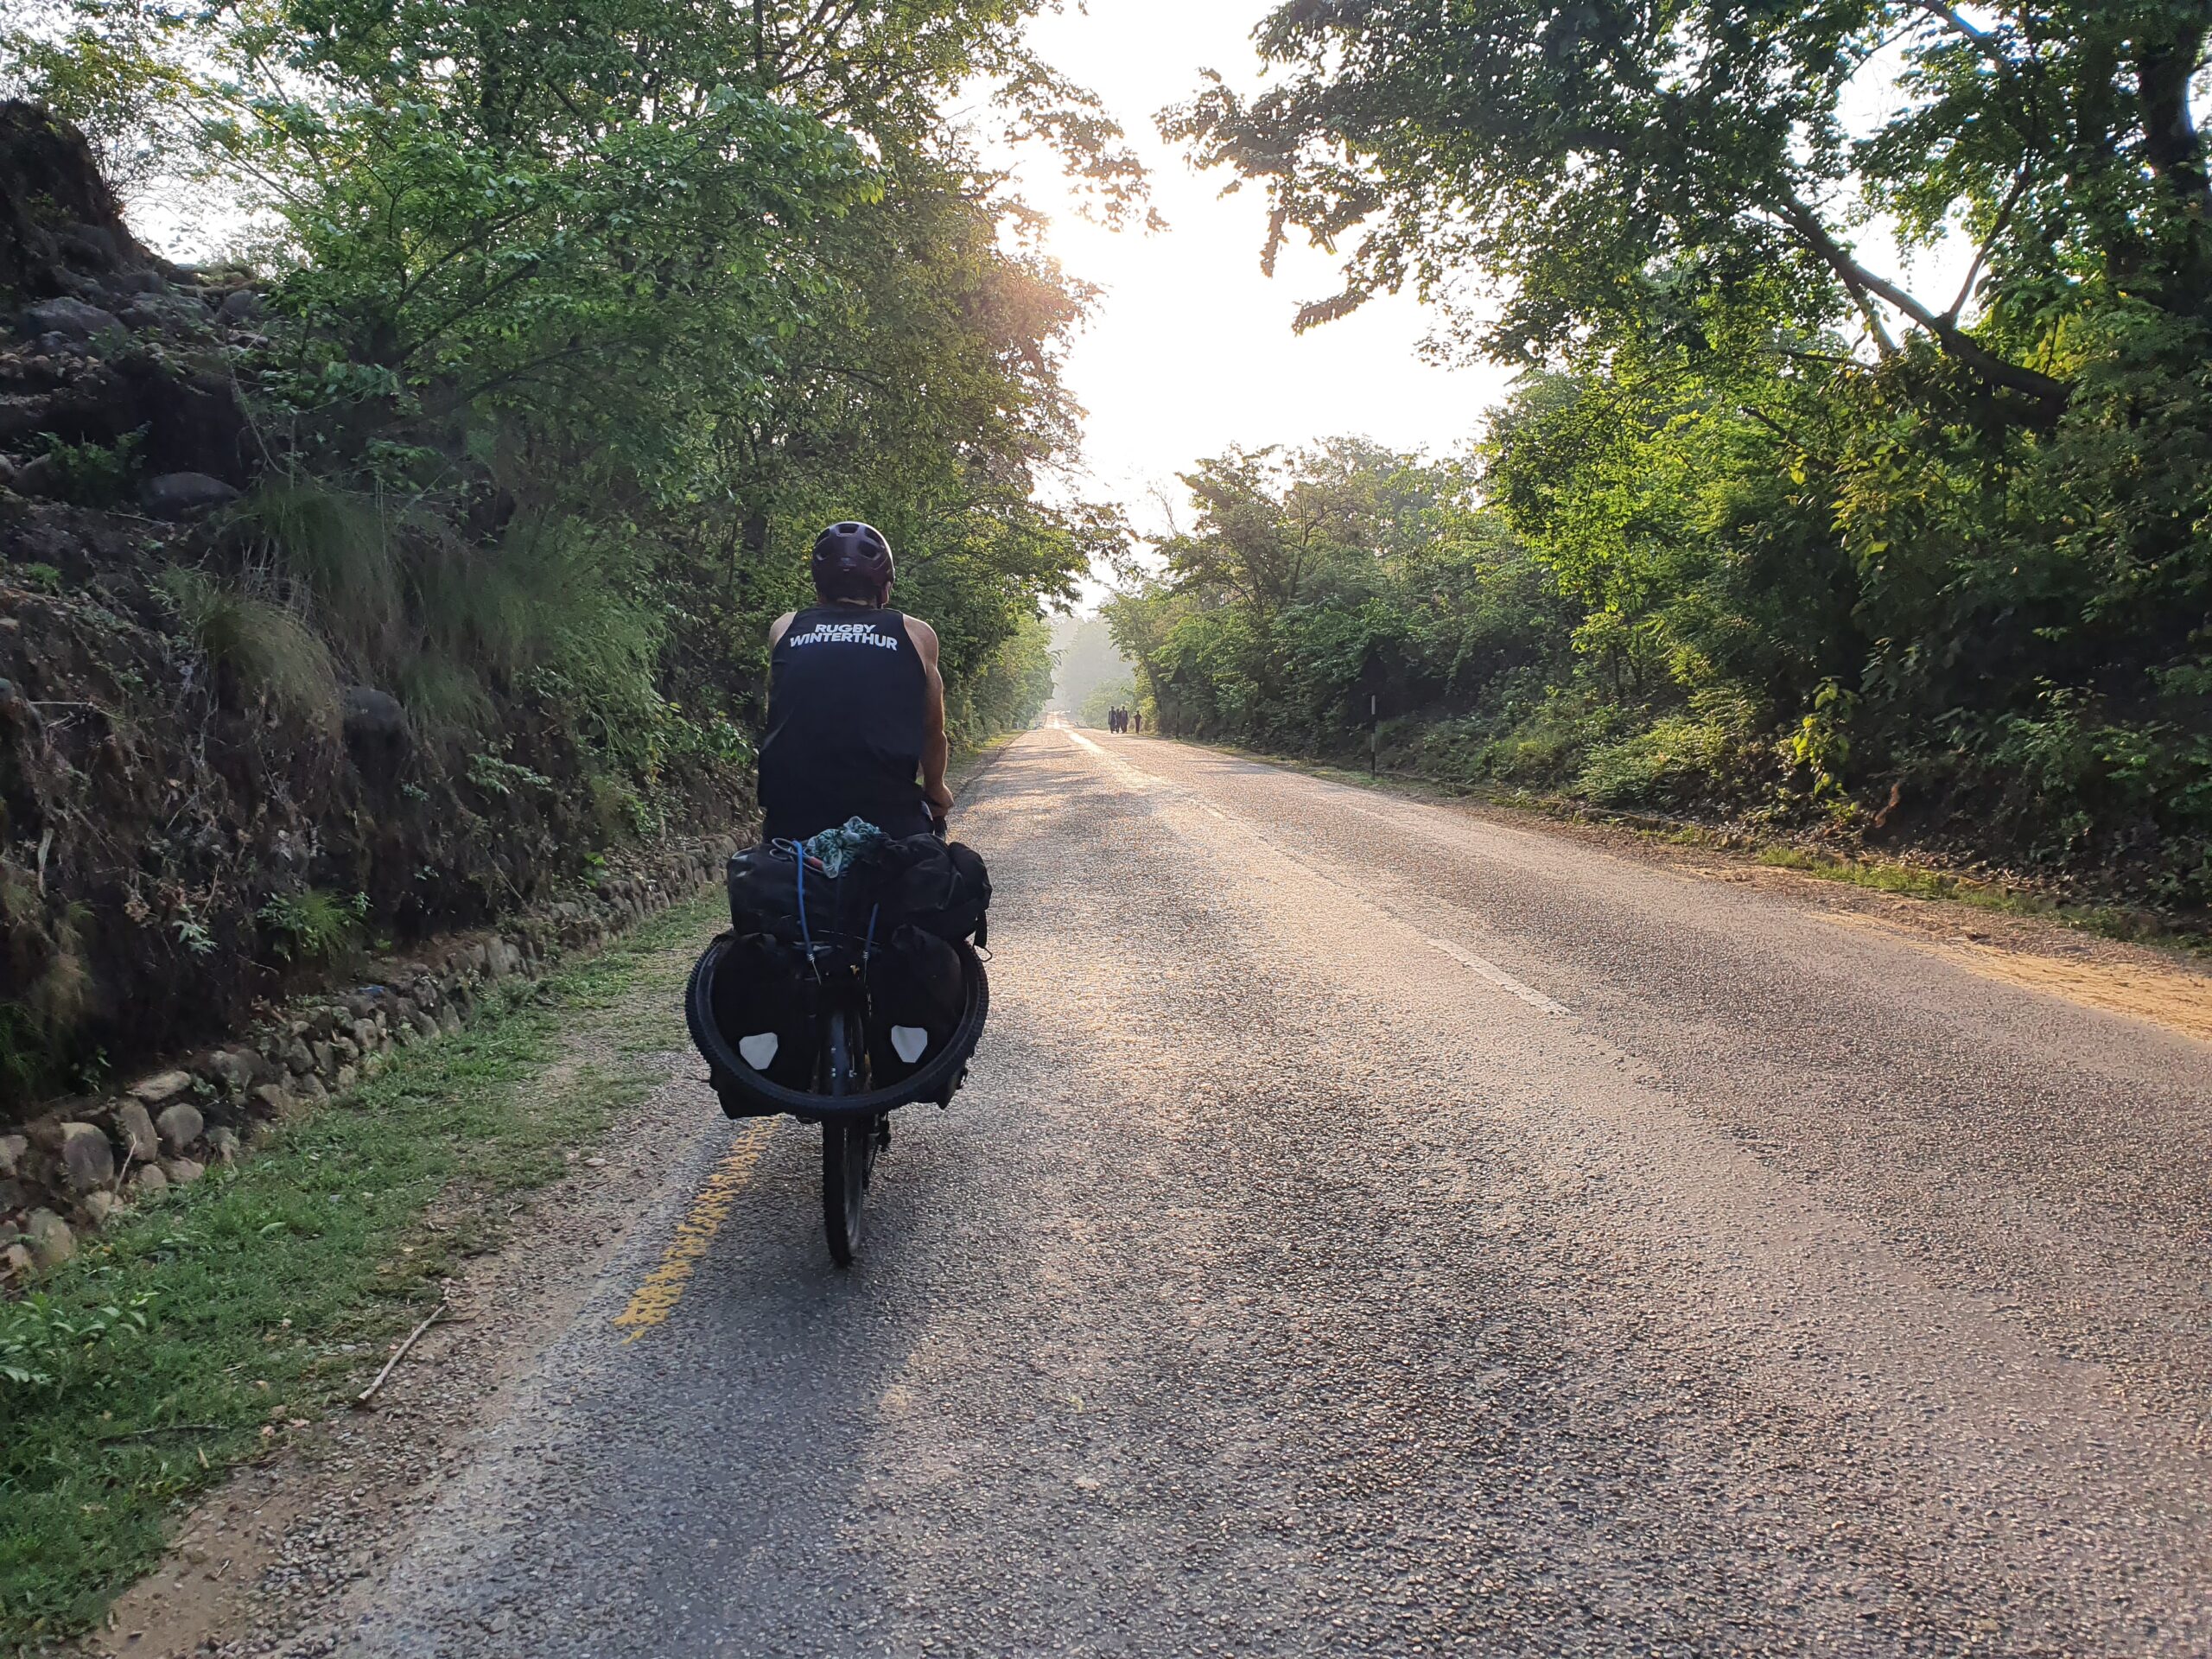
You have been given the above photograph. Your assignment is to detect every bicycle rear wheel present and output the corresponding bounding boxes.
[820,1006,877,1268]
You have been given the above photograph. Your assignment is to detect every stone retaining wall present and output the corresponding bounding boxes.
[1,834,737,1281]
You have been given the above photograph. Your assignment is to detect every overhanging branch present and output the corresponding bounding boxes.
[1781,194,2069,414]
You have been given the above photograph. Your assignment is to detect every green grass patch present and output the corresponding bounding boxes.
[1751,847,2192,950]
[0,896,716,1655]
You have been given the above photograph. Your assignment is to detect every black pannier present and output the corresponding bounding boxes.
[866,923,966,1085]
[878,837,991,946]
[706,931,817,1091]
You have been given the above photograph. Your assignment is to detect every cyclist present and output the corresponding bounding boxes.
[758,522,952,844]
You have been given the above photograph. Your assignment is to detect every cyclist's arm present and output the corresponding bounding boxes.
[906,615,952,817]
[767,611,796,650]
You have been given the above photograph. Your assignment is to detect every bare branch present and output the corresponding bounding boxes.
[1780,194,2069,412]
[1945,165,2031,321]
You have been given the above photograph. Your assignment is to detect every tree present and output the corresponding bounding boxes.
[1166,0,2212,424]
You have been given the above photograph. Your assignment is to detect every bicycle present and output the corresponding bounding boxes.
[686,854,988,1268]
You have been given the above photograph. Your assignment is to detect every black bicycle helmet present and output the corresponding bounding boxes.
[811,521,894,604]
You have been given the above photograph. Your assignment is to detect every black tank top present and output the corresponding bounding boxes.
[757,606,930,842]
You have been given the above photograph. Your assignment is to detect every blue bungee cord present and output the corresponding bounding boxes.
[794,844,821,981]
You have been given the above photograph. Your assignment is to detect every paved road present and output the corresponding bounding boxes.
[339,727,2212,1658]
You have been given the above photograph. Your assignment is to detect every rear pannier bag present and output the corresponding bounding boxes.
[706,931,817,1090]
[866,924,966,1084]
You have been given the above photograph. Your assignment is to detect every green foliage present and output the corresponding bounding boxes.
[7,0,1133,902]
[950,613,1057,746]
[254,888,368,963]
[0,1292,155,1392]
[160,567,341,734]
[1152,0,2212,907]
[463,752,551,798]
[1080,677,1136,729]
[232,480,399,652]
[33,433,140,508]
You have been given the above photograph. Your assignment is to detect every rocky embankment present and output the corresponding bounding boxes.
[1,834,734,1281]
[1,104,750,1136]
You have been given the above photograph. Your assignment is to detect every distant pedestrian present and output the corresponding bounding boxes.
[1131,711,1141,734]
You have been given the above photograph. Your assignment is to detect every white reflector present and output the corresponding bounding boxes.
[738,1032,779,1069]
[889,1026,929,1064]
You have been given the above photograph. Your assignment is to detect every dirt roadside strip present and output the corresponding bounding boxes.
[1,899,721,1657]
[76,909,726,1659]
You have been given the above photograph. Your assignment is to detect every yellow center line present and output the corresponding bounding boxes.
[612,1121,774,1341]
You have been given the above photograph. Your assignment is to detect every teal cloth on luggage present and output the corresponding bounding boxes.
[801,816,887,877]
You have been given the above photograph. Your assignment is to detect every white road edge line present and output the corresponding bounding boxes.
[1064,727,1575,1019]
[1422,937,1574,1017]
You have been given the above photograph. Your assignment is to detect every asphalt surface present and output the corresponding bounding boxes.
[334,726,2212,1658]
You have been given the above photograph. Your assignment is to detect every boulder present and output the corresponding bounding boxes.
[23,295,121,338]
[2,1242,31,1281]
[130,1069,195,1107]
[206,1126,241,1164]
[205,1048,258,1093]
[58,1120,115,1192]
[132,1162,168,1195]
[342,685,406,744]
[57,221,121,268]
[216,288,261,323]
[79,1189,122,1229]
[249,1083,292,1119]
[156,1101,204,1155]
[163,1158,205,1186]
[25,1207,73,1268]
[0,103,151,295]
[0,1132,25,1177]
[142,471,239,519]
[111,1099,159,1163]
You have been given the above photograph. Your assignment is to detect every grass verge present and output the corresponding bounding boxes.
[0,894,716,1656]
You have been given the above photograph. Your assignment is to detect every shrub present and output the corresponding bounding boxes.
[1576,715,1734,808]
[33,432,141,508]
[233,479,399,652]
[160,567,342,734]
[255,888,369,963]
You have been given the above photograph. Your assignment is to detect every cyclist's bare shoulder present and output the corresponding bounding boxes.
[901,613,940,667]
[768,611,797,649]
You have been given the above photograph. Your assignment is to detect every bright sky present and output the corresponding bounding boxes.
[993,0,1517,556]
